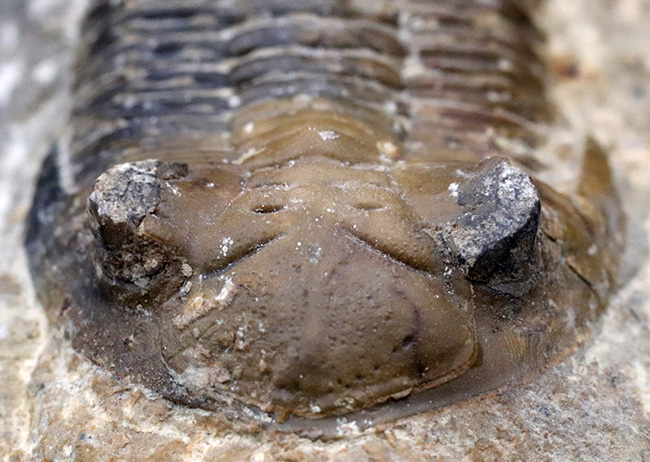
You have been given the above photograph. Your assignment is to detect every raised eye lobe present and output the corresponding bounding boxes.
[86,160,190,301]
[446,157,542,293]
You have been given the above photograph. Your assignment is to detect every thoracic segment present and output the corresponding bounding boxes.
[67,0,549,188]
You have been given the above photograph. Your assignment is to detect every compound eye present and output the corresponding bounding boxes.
[449,157,541,288]
[86,160,189,300]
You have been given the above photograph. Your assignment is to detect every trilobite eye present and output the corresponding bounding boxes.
[448,157,541,288]
[86,159,189,300]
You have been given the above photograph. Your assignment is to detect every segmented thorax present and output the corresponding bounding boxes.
[26,0,623,434]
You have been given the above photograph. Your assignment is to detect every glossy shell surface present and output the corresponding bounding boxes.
[26,0,624,437]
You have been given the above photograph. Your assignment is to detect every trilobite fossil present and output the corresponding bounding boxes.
[26,0,624,437]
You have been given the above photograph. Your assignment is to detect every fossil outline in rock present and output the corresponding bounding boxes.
[25,0,624,438]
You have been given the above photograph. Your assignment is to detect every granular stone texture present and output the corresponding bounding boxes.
[1,0,650,461]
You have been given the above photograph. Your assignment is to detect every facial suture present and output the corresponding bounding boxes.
[25,0,624,438]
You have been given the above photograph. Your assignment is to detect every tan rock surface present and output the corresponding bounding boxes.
[1,0,649,460]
